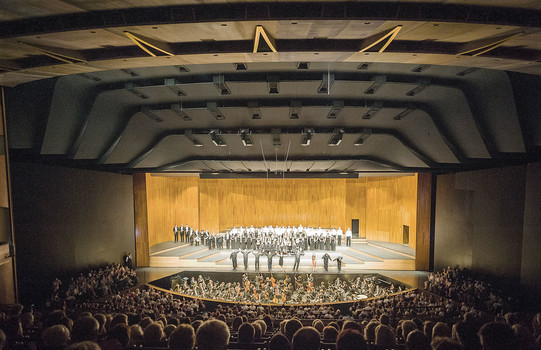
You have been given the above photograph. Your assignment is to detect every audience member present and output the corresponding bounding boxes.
[292,326,320,350]
[169,323,195,350]
[195,319,230,350]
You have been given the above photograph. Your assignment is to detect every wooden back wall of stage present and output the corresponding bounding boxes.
[144,174,418,248]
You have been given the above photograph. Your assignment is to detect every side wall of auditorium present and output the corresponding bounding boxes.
[11,162,135,304]
[144,175,418,248]
[434,162,541,305]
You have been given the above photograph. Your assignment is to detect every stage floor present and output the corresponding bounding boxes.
[147,239,416,272]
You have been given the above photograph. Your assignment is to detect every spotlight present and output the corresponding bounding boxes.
[234,63,247,70]
[290,101,301,119]
[272,128,281,147]
[121,68,139,76]
[210,130,226,147]
[185,129,202,147]
[318,73,334,94]
[165,78,185,96]
[412,64,431,73]
[171,103,191,121]
[328,129,344,147]
[327,101,344,119]
[248,101,261,119]
[357,62,373,70]
[125,82,148,99]
[393,107,415,120]
[213,75,231,95]
[207,102,225,120]
[267,75,279,94]
[457,67,479,76]
[297,62,310,69]
[240,129,253,147]
[141,107,163,123]
[354,128,372,146]
[362,103,382,120]
[406,80,430,96]
[364,76,386,95]
[301,129,313,146]
[175,65,189,72]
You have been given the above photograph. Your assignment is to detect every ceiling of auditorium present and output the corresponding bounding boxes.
[2,1,541,176]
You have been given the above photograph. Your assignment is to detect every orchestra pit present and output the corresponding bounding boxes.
[0,1,541,349]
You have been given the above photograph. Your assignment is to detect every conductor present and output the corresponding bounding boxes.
[293,248,304,271]
[230,249,240,270]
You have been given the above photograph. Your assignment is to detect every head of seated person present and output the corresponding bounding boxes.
[169,323,195,350]
[143,322,164,344]
[323,325,338,343]
[252,321,262,341]
[364,320,379,343]
[402,319,419,340]
[375,324,396,347]
[71,316,99,343]
[268,332,291,350]
[433,322,452,339]
[128,325,143,346]
[196,319,230,350]
[285,319,303,342]
[292,326,320,350]
[106,323,130,348]
[312,319,324,333]
[431,336,463,350]
[238,322,255,344]
[406,330,430,350]
[342,320,363,334]
[65,341,101,350]
[232,316,243,331]
[336,329,367,350]
[41,324,70,349]
[478,322,517,350]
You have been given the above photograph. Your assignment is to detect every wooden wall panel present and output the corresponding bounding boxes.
[145,176,419,253]
[345,178,367,235]
[199,179,219,234]
[416,172,432,270]
[216,179,347,231]
[365,175,418,247]
[146,175,199,246]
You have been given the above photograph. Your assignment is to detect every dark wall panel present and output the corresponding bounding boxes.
[11,161,134,304]
[435,164,528,285]
[521,162,541,306]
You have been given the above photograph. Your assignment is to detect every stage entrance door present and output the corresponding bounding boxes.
[352,219,360,238]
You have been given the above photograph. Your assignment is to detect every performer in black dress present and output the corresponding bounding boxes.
[333,255,344,272]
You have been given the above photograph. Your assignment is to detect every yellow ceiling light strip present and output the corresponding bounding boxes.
[18,42,86,64]
[253,25,277,53]
[360,25,402,53]
[458,32,524,56]
[124,32,174,57]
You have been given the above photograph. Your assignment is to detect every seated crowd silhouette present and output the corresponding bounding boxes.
[0,266,539,350]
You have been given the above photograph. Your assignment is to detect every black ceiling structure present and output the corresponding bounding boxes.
[2,1,541,177]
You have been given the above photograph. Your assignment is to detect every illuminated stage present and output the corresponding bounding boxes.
[148,238,416,272]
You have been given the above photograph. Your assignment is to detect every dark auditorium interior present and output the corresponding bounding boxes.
[0,0,541,349]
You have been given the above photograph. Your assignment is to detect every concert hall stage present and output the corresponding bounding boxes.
[147,239,416,272]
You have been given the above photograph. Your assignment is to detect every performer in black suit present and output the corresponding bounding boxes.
[241,249,251,270]
[230,250,239,270]
[322,253,331,272]
[293,248,304,271]
[333,256,343,272]
[265,251,275,271]
[173,225,179,243]
[252,250,261,271]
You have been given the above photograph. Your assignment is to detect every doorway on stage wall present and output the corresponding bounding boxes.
[352,219,361,239]
[403,225,410,245]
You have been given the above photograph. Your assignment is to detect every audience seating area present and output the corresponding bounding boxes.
[0,266,540,350]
